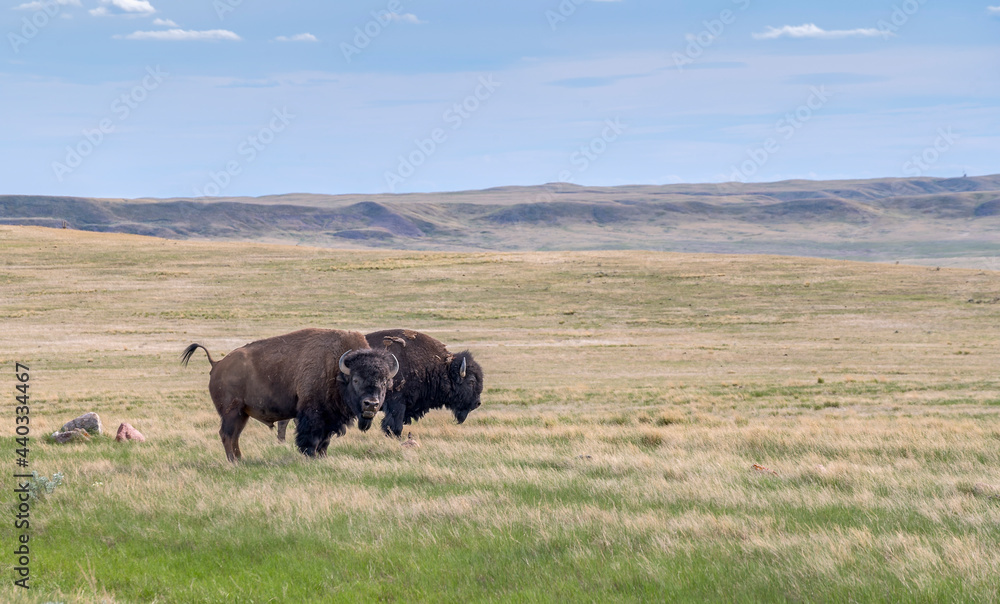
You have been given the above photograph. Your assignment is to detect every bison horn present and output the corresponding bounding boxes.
[339,350,352,376]
[388,353,399,378]
[460,357,467,379]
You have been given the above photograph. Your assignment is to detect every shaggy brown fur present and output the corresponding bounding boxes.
[182,328,397,461]
[276,329,483,441]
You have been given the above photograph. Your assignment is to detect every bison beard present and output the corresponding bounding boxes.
[181,328,398,462]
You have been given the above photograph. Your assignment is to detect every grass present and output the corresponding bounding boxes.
[1,225,1000,602]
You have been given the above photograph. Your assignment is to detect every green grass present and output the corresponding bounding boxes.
[2,225,1000,602]
[15,430,1000,603]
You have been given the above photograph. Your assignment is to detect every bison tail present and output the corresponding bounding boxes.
[180,343,216,368]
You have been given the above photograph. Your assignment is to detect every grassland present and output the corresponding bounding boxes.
[1,224,1000,602]
[4,175,1000,268]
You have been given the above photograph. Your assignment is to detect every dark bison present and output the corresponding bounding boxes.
[181,328,398,461]
[276,329,483,440]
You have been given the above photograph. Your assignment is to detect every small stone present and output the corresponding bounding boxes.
[115,423,146,443]
[61,412,102,436]
[52,428,91,443]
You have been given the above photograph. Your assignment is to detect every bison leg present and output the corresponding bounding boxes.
[231,416,250,460]
[276,419,291,443]
[381,402,405,438]
[295,410,327,457]
[318,419,349,456]
[219,409,250,463]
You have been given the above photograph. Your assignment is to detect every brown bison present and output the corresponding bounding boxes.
[181,328,398,461]
[276,329,482,441]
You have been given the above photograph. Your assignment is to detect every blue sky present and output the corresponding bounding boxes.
[2,0,998,197]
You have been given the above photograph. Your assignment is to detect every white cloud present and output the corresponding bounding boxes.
[388,12,425,24]
[116,28,240,41]
[13,0,80,10]
[90,0,155,16]
[988,6,1000,14]
[753,23,883,40]
[274,33,318,42]
[152,17,177,27]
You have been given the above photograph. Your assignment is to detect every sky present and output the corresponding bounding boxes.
[1,0,998,198]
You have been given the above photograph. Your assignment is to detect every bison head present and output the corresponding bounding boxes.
[338,349,399,431]
[447,351,483,424]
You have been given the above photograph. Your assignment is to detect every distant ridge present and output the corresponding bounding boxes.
[3,175,1000,268]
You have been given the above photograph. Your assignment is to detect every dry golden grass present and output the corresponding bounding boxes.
[1,224,1000,602]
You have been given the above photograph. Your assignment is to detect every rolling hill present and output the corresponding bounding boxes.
[3,174,1000,268]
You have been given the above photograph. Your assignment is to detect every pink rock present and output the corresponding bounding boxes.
[115,423,146,443]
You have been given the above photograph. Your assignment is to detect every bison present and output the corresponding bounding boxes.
[276,329,483,441]
[181,328,399,462]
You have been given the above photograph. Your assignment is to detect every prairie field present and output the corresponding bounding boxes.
[2,224,1000,602]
